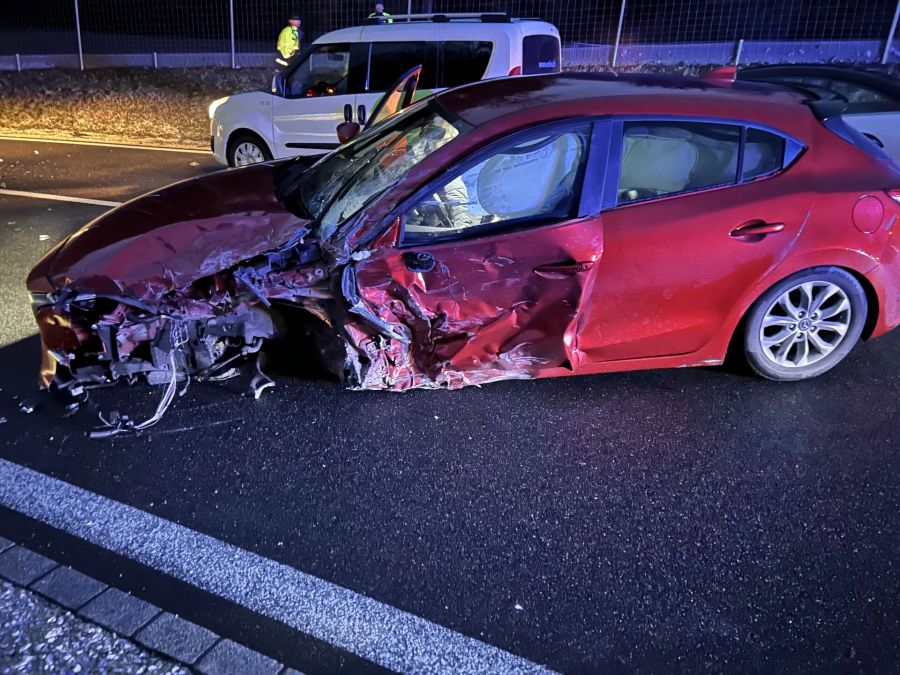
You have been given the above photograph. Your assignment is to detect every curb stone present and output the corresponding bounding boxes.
[0,539,303,673]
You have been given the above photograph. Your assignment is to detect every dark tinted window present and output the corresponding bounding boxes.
[369,41,438,91]
[441,41,493,87]
[618,122,741,204]
[742,128,785,181]
[522,35,560,75]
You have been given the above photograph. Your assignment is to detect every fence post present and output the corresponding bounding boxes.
[15,54,21,72]
[407,0,412,22]
[229,0,236,68]
[733,38,744,67]
[611,0,627,68]
[73,0,84,71]
[884,0,900,64]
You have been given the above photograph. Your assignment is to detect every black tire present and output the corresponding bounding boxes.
[744,267,868,381]
[227,132,272,167]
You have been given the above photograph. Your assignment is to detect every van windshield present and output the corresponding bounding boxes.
[292,103,473,239]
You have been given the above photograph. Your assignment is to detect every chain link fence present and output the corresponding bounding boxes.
[1,0,899,69]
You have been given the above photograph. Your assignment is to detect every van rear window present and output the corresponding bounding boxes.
[523,35,560,75]
[442,41,493,88]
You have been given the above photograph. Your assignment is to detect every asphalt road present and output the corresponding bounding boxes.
[1,138,898,673]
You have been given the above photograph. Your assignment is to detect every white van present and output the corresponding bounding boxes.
[209,13,561,167]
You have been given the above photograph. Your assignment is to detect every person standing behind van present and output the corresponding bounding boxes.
[368,3,393,24]
[276,14,303,67]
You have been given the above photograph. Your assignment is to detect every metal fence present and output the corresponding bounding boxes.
[1,0,898,70]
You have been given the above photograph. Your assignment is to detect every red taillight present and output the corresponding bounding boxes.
[508,65,522,76]
[889,189,900,206]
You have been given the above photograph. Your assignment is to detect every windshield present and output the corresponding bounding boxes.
[296,103,472,239]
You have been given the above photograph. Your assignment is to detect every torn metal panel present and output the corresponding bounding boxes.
[348,216,603,390]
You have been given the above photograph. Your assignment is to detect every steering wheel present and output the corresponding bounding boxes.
[419,201,455,229]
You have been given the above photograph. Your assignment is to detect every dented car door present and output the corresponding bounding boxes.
[350,120,610,389]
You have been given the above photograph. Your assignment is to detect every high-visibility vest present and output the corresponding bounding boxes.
[368,11,393,24]
[277,25,300,58]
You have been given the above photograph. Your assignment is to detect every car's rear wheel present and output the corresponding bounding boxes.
[744,267,867,381]
[227,133,272,167]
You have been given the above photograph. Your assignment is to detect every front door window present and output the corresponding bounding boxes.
[402,124,592,245]
[285,44,351,97]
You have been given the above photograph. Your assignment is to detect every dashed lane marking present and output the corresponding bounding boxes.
[0,459,552,674]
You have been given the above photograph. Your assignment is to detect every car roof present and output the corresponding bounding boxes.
[435,72,813,129]
[315,18,558,44]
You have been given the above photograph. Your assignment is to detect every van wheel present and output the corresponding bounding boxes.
[744,267,867,381]
[228,133,272,167]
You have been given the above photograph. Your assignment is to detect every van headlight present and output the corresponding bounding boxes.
[208,97,228,120]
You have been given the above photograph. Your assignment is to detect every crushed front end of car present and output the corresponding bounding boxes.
[26,163,353,430]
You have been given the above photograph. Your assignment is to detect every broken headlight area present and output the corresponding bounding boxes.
[35,242,339,436]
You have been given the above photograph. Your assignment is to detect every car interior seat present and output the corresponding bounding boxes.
[619,127,699,199]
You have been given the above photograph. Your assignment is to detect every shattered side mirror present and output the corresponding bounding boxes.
[336,121,362,145]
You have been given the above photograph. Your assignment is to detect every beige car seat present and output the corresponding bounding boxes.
[619,127,700,197]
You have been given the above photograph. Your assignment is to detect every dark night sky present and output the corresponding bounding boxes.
[1,0,896,52]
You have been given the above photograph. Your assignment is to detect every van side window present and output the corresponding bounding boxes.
[522,35,561,75]
[441,41,493,88]
[618,122,741,204]
[285,44,351,97]
[369,42,438,91]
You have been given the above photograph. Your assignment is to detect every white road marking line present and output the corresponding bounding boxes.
[0,135,208,154]
[0,458,552,674]
[0,189,122,208]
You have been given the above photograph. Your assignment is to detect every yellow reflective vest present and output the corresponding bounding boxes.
[368,11,393,24]
[277,26,300,59]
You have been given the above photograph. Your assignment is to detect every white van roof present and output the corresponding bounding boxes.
[314,14,559,45]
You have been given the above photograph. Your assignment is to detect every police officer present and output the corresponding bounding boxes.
[276,13,303,67]
[368,3,393,24]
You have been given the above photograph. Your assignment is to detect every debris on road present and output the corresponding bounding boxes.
[17,398,36,414]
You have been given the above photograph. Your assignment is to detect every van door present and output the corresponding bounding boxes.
[271,41,365,156]
[356,39,440,124]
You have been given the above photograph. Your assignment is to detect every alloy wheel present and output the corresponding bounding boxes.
[759,281,852,368]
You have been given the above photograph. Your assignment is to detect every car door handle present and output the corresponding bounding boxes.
[534,260,594,279]
[730,220,786,239]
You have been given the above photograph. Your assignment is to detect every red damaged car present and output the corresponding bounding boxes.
[27,73,900,396]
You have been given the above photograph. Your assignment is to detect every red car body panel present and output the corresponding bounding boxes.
[26,73,900,394]
[28,164,305,302]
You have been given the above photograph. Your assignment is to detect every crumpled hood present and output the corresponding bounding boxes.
[30,163,308,301]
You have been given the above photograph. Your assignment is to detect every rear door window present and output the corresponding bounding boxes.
[618,122,741,204]
[522,35,561,75]
[441,41,493,88]
[742,128,785,181]
[369,41,438,91]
